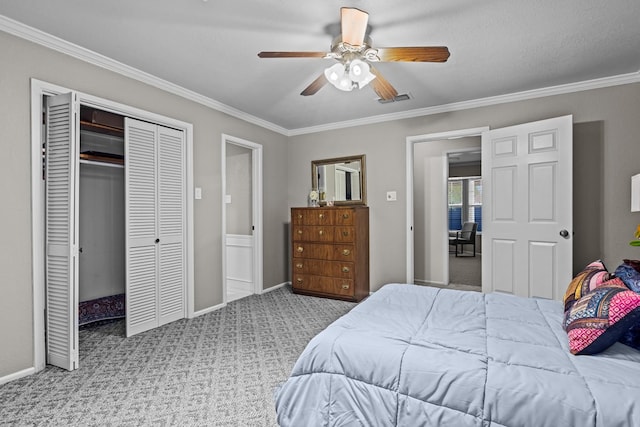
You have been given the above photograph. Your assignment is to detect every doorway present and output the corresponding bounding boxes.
[405,127,488,285]
[447,150,482,289]
[221,134,263,303]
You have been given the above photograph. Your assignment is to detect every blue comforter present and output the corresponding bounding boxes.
[275,284,640,426]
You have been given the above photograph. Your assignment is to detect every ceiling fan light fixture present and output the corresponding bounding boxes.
[324,59,376,92]
[324,63,344,83]
[324,63,354,91]
[348,59,376,89]
[337,75,353,91]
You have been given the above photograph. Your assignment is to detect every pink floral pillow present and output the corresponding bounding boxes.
[564,277,640,355]
[563,260,612,311]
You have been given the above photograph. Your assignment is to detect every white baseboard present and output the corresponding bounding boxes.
[0,367,36,386]
[191,302,226,318]
[192,281,289,316]
[261,281,289,294]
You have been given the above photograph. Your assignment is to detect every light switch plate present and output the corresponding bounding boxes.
[195,187,202,199]
[386,191,397,201]
[225,194,232,204]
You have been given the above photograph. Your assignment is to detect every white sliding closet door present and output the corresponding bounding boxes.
[45,92,79,370]
[125,118,185,337]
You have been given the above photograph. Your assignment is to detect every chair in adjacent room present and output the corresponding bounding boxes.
[449,222,478,257]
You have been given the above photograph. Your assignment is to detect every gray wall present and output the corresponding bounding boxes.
[289,82,640,292]
[0,31,289,378]
[225,144,252,235]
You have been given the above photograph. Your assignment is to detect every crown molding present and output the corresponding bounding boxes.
[289,71,640,136]
[0,14,289,136]
[2,14,639,138]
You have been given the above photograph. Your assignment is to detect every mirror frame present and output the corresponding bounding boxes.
[312,154,367,206]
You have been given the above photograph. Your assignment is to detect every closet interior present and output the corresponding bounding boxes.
[77,106,126,327]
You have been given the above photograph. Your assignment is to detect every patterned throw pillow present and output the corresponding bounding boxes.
[623,259,640,273]
[615,260,640,293]
[564,277,640,355]
[615,260,640,350]
[563,260,612,311]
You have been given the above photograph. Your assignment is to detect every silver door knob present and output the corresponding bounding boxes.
[559,229,569,238]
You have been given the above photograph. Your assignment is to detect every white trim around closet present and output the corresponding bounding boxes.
[30,78,195,373]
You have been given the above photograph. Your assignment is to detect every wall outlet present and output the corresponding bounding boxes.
[386,191,397,201]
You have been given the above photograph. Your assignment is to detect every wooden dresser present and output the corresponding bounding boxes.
[291,206,369,302]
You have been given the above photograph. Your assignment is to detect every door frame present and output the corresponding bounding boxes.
[221,134,263,303]
[405,127,489,284]
[30,78,195,371]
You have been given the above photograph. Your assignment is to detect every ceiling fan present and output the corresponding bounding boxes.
[257,7,450,100]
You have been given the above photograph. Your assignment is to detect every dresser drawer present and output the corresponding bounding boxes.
[292,243,355,261]
[334,209,354,225]
[292,226,335,243]
[293,259,354,279]
[292,209,334,226]
[292,274,355,297]
[334,226,355,243]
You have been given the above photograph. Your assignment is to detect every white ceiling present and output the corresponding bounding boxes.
[1,0,639,132]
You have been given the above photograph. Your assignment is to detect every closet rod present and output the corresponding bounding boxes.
[80,159,124,169]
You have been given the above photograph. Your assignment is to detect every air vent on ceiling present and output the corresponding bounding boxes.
[377,93,411,104]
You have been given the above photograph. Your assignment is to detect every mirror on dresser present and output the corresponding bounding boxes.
[311,154,366,206]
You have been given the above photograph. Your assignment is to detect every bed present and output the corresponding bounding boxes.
[275,283,640,426]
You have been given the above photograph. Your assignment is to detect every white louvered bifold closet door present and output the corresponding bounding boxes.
[157,127,186,325]
[45,92,79,370]
[125,119,158,337]
[125,118,185,337]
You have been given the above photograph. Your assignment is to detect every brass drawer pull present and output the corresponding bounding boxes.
[296,263,303,269]
[297,229,303,235]
[319,229,324,236]
[319,213,324,219]
[297,246,304,253]
[342,249,351,256]
[296,278,303,284]
[298,214,303,219]
[342,284,350,290]
[342,213,350,219]
[342,266,350,273]
[342,231,349,237]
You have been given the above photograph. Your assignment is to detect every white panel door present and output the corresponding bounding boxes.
[482,115,572,300]
[45,92,79,370]
[157,126,185,325]
[125,119,159,337]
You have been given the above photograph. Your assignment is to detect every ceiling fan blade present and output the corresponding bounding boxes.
[375,46,450,62]
[300,73,328,96]
[369,66,398,100]
[341,7,369,46]
[258,51,328,58]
